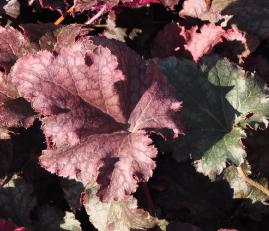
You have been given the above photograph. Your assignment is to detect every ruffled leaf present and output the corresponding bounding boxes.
[0,0,20,20]
[223,162,269,203]
[74,0,179,13]
[0,72,35,139]
[38,0,68,13]
[180,0,269,40]
[0,26,36,72]
[158,56,269,180]
[11,37,182,201]
[151,22,255,62]
[83,183,166,231]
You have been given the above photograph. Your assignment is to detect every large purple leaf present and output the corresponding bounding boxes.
[41,131,157,201]
[11,37,182,201]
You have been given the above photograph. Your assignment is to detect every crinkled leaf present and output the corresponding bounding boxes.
[74,0,178,13]
[195,127,246,178]
[182,24,250,62]
[0,175,37,226]
[21,23,90,52]
[158,56,269,179]
[0,26,36,72]
[0,97,36,134]
[0,72,36,139]
[179,0,232,26]
[180,0,269,40]
[223,162,269,203]
[60,212,81,231]
[0,24,86,73]
[83,183,165,231]
[32,206,81,231]
[74,0,99,12]
[11,37,182,201]
[21,23,59,51]
[151,22,254,62]
[41,132,157,201]
[38,0,67,13]
[0,0,20,20]
[12,44,124,147]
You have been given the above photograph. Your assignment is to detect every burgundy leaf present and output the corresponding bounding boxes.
[0,26,36,73]
[11,37,182,201]
[21,23,90,52]
[179,0,269,40]
[128,61,182,138]
[152,22,254,62]
[11,46,121,147]
[38,0,68,13]
[74,0,100,13]
[74,0,179,13]
[0,72,35,139]
[151,22,185,58]
[40,131,157,201]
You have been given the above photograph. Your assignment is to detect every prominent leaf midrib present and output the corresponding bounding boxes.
[97,63,110,116]
[129,95,153,133]
[28,52,120,125]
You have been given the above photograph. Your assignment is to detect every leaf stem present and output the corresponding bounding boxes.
[85,5,107,25]
[236,166,269,197]
[54,5,75,25]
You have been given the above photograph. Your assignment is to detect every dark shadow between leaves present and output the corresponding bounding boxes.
[96,156,119,200]
[160,57,240,162]
[221,0,269,40]
[148,154,269,231]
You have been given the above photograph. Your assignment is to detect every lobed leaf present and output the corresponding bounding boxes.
[151,22,255,62]
[223,162,269,203]
[0,26,36,72]
[83,183,166,231]
[158,56,269,179]
[11,37,182,201]
[180,0,269,40]
[74,0,179,13]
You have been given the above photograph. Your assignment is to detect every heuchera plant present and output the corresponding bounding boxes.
[1,0,269,231]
